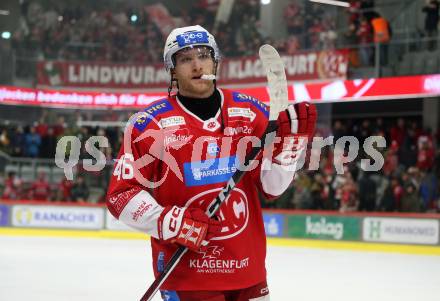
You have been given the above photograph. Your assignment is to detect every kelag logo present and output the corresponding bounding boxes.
[0,205,10,226]
[184,156,237,186]
[263,213,284,237]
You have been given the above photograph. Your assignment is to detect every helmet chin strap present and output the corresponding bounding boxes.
[213,61,218,90]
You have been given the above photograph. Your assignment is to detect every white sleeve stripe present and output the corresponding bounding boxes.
[119,190,164,238]
[287,105,298,133]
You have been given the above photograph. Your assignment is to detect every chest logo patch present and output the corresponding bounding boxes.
[227,107,256,121]
[160,116,186,128]
[185,187,249,240]
[203,117,221,132]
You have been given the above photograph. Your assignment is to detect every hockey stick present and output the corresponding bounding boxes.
[139,44,288,301]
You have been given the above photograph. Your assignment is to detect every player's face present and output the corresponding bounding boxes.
[172,46,215,98]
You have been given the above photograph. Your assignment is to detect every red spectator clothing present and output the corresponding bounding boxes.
[285,37,300,54]
[284,2,300,29]
[393,185,404,209]
[383,151,398,176]
[390,126,405,146]
[106,89,287,291]
[341,184,356,207]
[52,124,65,137]
[31,179,51,201]
[284,2,300,19]
[417,134,434,149]
[60,179,73,201]
[2,177,22,200]
[35,123,49,137]
[348,0,361,23]
[417,147,435,171]
[309,23,324,48]
[357,22,373,44]
[197,0,221,11]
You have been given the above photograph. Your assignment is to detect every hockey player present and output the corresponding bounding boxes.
[106,25,317,301]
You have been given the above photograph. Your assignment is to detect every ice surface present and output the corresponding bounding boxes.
[0,236,439,301]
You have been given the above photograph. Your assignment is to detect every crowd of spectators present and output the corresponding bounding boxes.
[0,109,127,159]
[343,0,395,67]
[1,109,439,213]
[0,109,128,203]
[1,170,91,203]
[262,116,440,213]
[12,0,264,63]
[282,1,338,52]
[8,0,440,80]
[11,0,381,64]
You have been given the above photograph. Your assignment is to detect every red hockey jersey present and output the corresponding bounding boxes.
[107,89,280,291]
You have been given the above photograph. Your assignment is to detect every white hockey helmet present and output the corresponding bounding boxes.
[163,25,220,71]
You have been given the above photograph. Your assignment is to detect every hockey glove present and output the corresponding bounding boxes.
[158,206,222,252]
[273,102,317,166]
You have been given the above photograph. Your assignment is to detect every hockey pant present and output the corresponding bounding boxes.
[160,280,270,301]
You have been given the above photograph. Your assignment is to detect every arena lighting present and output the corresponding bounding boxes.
[261,0,271,5]
[0,10,10,15]
[1,31,11,39]
[309,0,350,7]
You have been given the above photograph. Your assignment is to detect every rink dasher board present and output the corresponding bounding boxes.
[0,227,439,257]
[1,202,440,250]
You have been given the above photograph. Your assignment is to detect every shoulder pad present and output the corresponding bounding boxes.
[133,98,174,132]
[232,92,269,118]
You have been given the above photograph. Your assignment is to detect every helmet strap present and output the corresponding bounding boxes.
[213,61,218,90]
[168,72,177,97]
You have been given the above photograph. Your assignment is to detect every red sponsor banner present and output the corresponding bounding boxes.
[36,61,169,89]
[36,49,348,89]
[3,74,440,109]
[292,74,440,102]
[219,49,348,85]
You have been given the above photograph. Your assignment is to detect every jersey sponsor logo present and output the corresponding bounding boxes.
[183,156,237,186]
[160,116,185,128]
[164,128,192,150]
[185,187,249,240]
[176,31,209,47]
[232,92,269,118]
[189,245,250,274]
[131,200,152,222]
[134,99,173,131]
[227,107,256,121]
[108,187,140,215]
[207,142,220,156]
[200,245,224,259]
[224,124,253,136]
